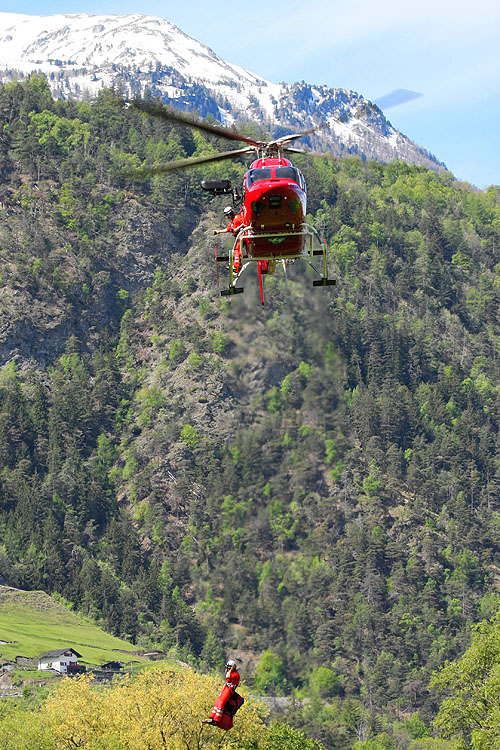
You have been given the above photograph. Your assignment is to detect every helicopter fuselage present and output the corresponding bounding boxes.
[241,156,307,258]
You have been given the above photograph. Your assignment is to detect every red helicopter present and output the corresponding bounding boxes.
[130,101,336,305]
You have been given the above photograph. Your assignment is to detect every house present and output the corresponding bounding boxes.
[38,648,82,674]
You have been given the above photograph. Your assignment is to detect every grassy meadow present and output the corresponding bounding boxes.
[0,586,148,668]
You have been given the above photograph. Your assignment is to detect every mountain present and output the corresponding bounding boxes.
[0,11,445,171]
[3,74,500,749]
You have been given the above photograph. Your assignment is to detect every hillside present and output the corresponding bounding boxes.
[0,585,147,667]
[1,76,500,749]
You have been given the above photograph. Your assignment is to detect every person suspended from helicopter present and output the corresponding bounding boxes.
[214,206,245,274]
[202,659,244,730]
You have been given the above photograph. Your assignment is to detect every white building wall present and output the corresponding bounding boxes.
[38,652,79,673]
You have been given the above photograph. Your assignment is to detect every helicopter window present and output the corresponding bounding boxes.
[248,168,272,186]
[275,167,299,183]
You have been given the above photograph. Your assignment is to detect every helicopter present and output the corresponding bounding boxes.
[129,100,336,305]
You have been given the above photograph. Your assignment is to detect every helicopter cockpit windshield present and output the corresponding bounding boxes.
[248,168,272,185]
[274,167,299,182]
[247,166,302,186]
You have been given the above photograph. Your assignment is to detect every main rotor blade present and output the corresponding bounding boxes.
[132,99,262,147]
[272,122,328,146]
[124,146,256,177]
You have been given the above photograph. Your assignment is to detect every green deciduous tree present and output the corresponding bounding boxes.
[431,609,500,749]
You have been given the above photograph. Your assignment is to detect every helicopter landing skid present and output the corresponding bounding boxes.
[306,239,336,289]
[313,278,337,286]
[219,257,252,298]
[216,226,335,304]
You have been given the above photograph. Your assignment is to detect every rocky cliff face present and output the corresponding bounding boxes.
[0,190,196,369]
[0,11,445,172]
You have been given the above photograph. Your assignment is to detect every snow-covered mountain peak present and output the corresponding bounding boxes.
[0,11,445,172]
[0,12,272,87]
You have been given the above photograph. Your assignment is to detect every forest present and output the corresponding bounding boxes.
[1,74,500,749]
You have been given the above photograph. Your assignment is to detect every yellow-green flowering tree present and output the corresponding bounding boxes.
[42,667,264,750]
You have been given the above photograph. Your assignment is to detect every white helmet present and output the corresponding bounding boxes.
[225,659,237,670]
[224,206,235,217]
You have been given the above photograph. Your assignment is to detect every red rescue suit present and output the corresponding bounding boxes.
[209,667,244,730]
[226,213,244,273]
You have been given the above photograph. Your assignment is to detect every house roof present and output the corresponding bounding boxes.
[39,648,82,660]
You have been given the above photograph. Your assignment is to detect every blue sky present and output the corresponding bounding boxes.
[1,0,499,188]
